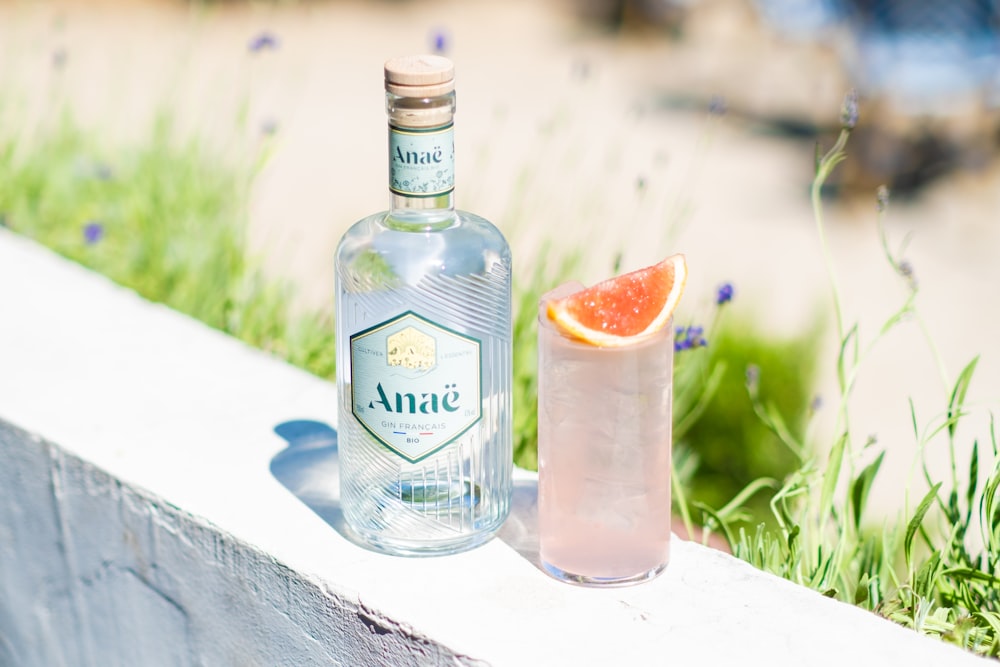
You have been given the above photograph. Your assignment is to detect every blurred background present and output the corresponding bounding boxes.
[2,0,999,517]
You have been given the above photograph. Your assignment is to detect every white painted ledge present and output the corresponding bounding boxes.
[0,228,987,666]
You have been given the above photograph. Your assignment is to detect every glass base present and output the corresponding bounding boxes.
[541,560,667,587]
[345,523,501,557]
[341,479,507,557]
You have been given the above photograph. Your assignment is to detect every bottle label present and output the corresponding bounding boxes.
[350,311,481,462]
[389,125,455,197]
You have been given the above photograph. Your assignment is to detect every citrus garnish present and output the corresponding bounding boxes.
[546,254,687,347]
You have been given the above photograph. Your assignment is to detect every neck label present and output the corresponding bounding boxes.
[389,124,455,197]
[350,311,481,462]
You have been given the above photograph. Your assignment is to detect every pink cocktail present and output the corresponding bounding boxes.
[537,284,673,585]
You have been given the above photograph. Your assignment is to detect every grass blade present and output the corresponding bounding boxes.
[716,477,779,520]
[851,451,885,531]
[692,502,735,552]
[820,432,848,521]
[944,567,1000,587]
[906,482,942,568]
[836,324,859,395]
[673,360,726,441]
[973,611,1000,656]
[948,356,979,439]
[966,440,979,526]
[914,551,942,598]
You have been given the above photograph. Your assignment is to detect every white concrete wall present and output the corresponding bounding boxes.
[0,228,988,666]
[0,420,473,667]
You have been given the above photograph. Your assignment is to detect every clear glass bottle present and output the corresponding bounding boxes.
[334,55,512,556]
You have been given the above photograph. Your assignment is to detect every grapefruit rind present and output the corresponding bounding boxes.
[546,254,687,348]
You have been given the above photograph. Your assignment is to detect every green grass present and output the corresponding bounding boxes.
[674,314,822,522]
[693,96,1000,657]
[0,108,337,379]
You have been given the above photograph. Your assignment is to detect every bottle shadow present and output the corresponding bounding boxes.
[496,477,542,570]
[270,418,542,568]
[270,419,349,539]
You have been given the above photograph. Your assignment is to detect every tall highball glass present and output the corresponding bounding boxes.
[537,285,673,585]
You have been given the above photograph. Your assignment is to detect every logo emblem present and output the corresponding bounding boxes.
[387,326,436,371]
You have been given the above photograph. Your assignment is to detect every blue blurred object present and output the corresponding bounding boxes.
[754,0,1000,112]
[843,0,1000,112]
[751,0,1000,192]
[751,0,845,39]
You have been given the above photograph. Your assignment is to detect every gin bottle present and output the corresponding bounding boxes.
[335,55,512,555]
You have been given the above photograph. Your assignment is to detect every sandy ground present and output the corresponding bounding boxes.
[3,0,999,516]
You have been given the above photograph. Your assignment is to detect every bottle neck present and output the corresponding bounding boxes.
[386,91,457,226]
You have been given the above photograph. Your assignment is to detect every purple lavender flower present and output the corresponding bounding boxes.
[93,163,113,181]
[709,95,727,116]
[248,32,279,53]
[83,221,104,245]
[716,282,734,305]
[260,118,278,136]
[674,330,687,352]
[898,260,916,288]
[430,28,448,54]
[876,185,890,213]
[674,325,707,352]
[840,88,858,130]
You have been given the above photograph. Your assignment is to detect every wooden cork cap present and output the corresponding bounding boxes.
[384,55,455,97]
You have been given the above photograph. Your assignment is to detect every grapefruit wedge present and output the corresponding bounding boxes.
[546,254,687,347]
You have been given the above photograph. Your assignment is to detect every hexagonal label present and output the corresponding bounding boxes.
[350,311,481,462]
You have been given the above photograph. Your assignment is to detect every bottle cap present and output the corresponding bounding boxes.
[385,55,455,97]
